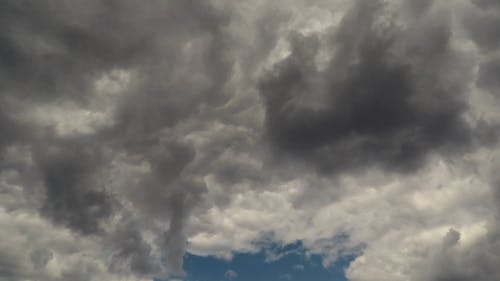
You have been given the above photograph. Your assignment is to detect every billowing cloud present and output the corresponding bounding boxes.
[260,0,482,174]
[1,0,500,281]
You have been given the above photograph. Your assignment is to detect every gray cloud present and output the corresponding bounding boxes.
[260,0,482,174]
[411,217,500,281]
[109,221,161,276]
[413,165,500,281]
[405,5,500,279]
[30,248,53,270]
[477,56,500,96]
[34,139,112,234]
[0,0,235,279]
[1,0,500,281]
[463,0,500,53]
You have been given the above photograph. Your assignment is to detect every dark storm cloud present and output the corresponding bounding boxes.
[0,107,20,150]
[471,0,500,97]
[0,0,235,278]
[477,56,500,95]
[403,0,434,17]
[0,0,228,101]
[33,138,112,234]
[472,0,500,12]
[463,0,500,53]
[120,140,207,274]
[0,0,124,101]
[30,248,53,270]
[109,221,161,276]
[260,0,479,173]
[2,0,500,280]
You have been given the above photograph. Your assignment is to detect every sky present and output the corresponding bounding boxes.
[180,242,356,281]
[1,0,500,281]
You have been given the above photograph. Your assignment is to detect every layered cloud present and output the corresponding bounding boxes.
[1,0,500,281]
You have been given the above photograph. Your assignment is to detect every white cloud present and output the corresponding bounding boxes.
[0,207,152,281]
[224,269,238,279]
[185,148,498,281]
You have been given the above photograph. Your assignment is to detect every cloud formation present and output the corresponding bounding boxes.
[224,269,238,279]
[1,0,500,281]
[260,0,479,174]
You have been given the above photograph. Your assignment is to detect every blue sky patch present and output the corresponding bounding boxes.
[155,241,359,281]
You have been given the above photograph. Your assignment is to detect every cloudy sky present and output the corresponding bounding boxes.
[1,0,500,280]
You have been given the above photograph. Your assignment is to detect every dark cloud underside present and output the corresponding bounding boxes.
[260,1,476,173]
[0,0,233,278]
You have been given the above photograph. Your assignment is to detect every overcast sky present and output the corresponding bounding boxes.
[1,0,500,280]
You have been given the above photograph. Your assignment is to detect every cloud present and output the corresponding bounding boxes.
[0,0,234,278]
[403,159,500,281]
[477,55,500,96]
[279,273,293,280]
[34,139,112,234]
[259,0,481,174]
[224,269,238,279]
[1,0,500,281]
[463,0,500,53]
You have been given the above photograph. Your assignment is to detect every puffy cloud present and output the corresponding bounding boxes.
[259,0,481,174]
[224,269,238,279]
